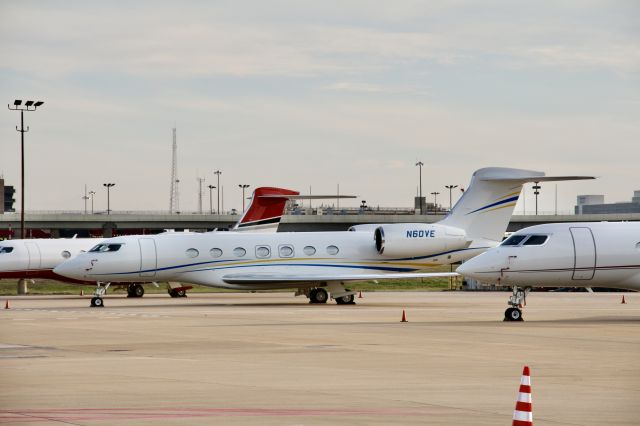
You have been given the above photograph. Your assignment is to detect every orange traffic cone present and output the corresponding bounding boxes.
[512,366,532,426]
[621,295,626,304]
[4,300,10,309]
[358,291,363,299]
[401,309,407,322]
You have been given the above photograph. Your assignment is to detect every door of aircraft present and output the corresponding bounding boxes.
[570,227,596,280]
[138,238,157,278]
[25,242,41,270]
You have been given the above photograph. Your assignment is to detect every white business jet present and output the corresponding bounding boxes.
[54,167,593,307]
[0,187,313,297]
[457,221,640,321]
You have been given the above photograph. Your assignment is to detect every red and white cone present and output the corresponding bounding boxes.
[358,291,363,299]
[400,309,408,322]
[4,300,10,309]
[513,365,533,426]
[621,295,626,304]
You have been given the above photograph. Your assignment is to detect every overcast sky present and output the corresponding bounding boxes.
[1,1,638,214]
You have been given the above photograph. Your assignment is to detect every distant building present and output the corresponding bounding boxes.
[1,179,16,214]
[575,191,640,214]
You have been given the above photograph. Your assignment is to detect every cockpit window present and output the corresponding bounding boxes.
[501,235,527,246]
[522,235,548,246]
[0,246,14,254]
[89,243,123,253]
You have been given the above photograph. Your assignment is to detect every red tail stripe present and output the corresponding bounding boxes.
[519,385,531,393]
[515,402,532,412]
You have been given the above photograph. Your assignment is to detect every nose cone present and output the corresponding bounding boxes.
[456,252,498,283]
[53,258,85,280]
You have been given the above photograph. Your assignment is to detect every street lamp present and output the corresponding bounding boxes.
[532,182,541,215]
[103,183,115,215]
[8,99,44,239]
[238,184,250,211]
[214,170,222,214]
[415,161,424,214]
[445,185,458,211]
[207,185,215,214]
[430,191,440,214]
[89,191,96,214]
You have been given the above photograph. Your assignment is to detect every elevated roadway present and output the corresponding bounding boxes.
[1,211,639,238]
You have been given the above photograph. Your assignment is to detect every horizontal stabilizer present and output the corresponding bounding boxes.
[222,272,458,284]
[259,194,357,199]
[482,175,595,182]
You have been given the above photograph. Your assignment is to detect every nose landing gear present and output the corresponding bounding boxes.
[504,286,530,321]
[90,282,111,308]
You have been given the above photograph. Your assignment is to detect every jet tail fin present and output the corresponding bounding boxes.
[233,187,300,233]
[439,167,594,243]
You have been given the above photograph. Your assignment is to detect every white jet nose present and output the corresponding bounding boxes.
[456,252,499,282]
[53,258,85,280]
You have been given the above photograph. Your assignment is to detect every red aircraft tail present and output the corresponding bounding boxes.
[232,187,300,232]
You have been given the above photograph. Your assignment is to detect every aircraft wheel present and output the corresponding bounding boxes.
[176,289,187,297]
[309,288,328,304]
[91,297,104,308]
[132,284,144,298]
[504,307,523,321]
[336,294,355,305]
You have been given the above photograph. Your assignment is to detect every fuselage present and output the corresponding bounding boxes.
[54,230,492,289]
[0,238,103,283]
[457,222,640,291]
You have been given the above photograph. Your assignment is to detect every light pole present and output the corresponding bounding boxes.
[532,182,541,215]
[238,184,250,212]
[89,191,95,214]
[445,185,458,211]
[415,161,424,214]
[214,170,222,214]
[103,183,115,214]
[82,185,89,214]
[8,99,44,239]
[430,191,440,214]
[208,185,215,214]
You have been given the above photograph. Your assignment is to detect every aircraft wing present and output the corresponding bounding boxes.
[221,272,458,284]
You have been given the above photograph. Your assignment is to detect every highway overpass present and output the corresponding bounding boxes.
[1,211,639,238]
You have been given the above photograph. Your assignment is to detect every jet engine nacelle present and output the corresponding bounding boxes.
[374,224,469,258]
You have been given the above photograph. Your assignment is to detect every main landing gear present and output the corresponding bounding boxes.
[90,282,111,308]
[127,283,145,298]
[504,286,531,321]
[303,282,357,305]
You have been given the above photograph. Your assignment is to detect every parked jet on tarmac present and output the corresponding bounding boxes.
[0,187,325,297]
[457,222,640,321]
[54,167,594,307]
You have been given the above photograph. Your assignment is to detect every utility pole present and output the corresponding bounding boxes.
[238,184,250,211]
[197,177,205,214]
[430,191,440,214]
[445,184,458,211]
[214,170,222,214]
[208,185,215,214]
[532,182,541,215]
[82,185,89,214]
[8,99,44,239]
[103,183,115,214]
[415,161,424,214]
[169,127,179,213]
[89,191,95,214]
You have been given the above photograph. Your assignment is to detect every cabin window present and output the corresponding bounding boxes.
[326,245,339,255]
[89,243,123,253]
[0,246,14,254]
[233,247,246,257]
[186,248,199,258]
[522,235,548,246]
[303,246,316,256]
[210,248,223,258]
[61,250,71,259]
[501,235,527,246]
[256,246,271,259]
[279,245,294,258]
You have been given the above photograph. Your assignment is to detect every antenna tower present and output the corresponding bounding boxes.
[169,127,179,213]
